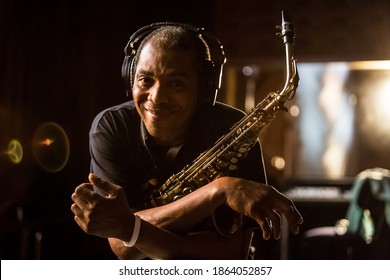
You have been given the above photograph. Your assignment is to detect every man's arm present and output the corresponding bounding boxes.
[71,174,303,259]
[108,227,253,260]
[107,175,256,259]
[71,174,251,259]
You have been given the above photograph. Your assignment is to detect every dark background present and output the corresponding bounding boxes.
[1,0,389,259]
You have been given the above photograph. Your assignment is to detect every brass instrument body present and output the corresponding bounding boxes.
[147,11,299,209]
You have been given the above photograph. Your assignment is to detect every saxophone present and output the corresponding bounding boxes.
[147,11,299,209]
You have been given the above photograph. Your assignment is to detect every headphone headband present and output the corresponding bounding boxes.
[121,22,226,106]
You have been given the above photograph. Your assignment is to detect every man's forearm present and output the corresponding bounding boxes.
[109,223,250,260]
[135,178,227,231]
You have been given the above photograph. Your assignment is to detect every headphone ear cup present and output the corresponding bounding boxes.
[121,55,133,96]
[199,33,225,106]
[201,58,224,107]
[202,61,218,106]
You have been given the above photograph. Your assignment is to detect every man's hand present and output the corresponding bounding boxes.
[70,173,134,241]
[217,177,303,240]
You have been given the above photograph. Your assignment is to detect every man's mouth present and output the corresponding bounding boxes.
[144,106,173,119]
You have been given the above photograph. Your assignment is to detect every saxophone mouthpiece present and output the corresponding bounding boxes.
[280,10,295,44]
[282,10,291,23]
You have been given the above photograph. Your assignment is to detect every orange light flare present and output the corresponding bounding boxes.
[39,138,55,146]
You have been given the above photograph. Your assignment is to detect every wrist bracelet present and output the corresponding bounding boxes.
[123,215,141,247]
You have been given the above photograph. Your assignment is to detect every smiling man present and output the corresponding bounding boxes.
[71,24,303,260]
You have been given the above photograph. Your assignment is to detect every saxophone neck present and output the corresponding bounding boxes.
[280,45,299,101]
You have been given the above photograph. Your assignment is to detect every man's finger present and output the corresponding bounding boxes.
[72,183,95,206]
[70,202,85,219]
[268,211,281,240]
[283,205,303,234]
[89,173,121,196]
[254,216,272,240]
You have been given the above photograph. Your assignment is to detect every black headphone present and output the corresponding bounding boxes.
[121,22,226,106]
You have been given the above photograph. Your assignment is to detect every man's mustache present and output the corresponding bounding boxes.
[143,102,175,112]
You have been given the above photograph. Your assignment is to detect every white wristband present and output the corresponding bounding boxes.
[123,215,141,247]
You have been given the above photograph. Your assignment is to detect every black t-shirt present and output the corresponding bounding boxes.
[89,100,267,212]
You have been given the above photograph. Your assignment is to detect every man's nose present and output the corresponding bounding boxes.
[147,83,169,104]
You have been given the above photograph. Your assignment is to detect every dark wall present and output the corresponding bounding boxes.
[213,0,390,62]
[0,0,215,259]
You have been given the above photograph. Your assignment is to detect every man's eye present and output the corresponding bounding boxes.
[170,80,185,88]
[138,77,153,87]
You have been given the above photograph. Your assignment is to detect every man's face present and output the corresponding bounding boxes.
[132,42,200,146]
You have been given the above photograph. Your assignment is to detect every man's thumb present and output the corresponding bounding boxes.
[89,173,120,197]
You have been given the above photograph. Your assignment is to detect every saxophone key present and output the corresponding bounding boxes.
[173,194,183,201]
[215,159,229,168]
[182,187,193,195]
[229,164,238,171]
